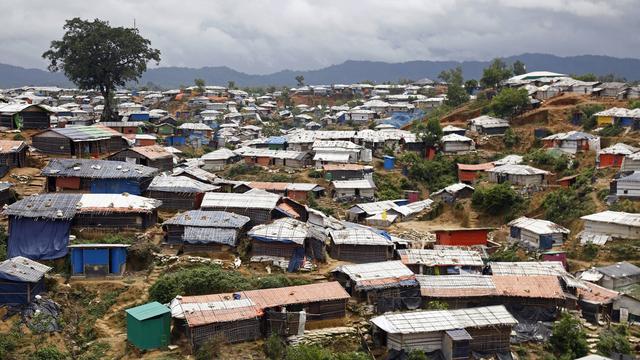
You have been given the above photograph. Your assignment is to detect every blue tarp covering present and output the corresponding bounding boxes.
[0,279,44,304]
[165,136,185,146]
[8,217,71,260]
[381,110,425,129]
[287,247,305,272]
[90,179,141,195]
[129,113,150,121]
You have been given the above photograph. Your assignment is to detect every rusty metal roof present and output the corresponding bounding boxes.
[178,282,349,327]
[492,275,564,299]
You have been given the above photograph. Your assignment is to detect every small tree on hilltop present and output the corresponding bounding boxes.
[194,78,205,94]
[488,88,530,118]
[295,75,305,87]
[480,58,513,89]
[512,60,527,76]
[439,66,469,107]
[43,18,161,121]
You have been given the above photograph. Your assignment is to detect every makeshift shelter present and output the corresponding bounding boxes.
[508,217,570,250]
[370,305,517,355]
[68,244,129,277]
[621,152,640,172]
[200,189,282,225]
[237,181,324,202]
[328,226,393,262]
[0,103,52,129]
[332,261,419,311]
[417,275,498,309]
[457,163,494,183]
[4,193,81,260]
[581,211,640,240]
[322,163,368,180]
[172,282,349,347]
[99,121,144,135]
[441,134,475,154]
[162,210,250,251]
[430,183,474,203]
[434,228,491,247]
[72,193,161,231]
[581,262,640,290]
[0,257,51,304]
[397,249,484,275]
[248,218,324,270]
[468,115,510,135]
[542,131,600,154]
[0,140,27,170]
[146,175,219,210]
[32,125,130,156]
[126,302,171,350]
[42,158,159,195]
[0,182,16,207]
[235,147,310,168]
[201,148,240,171]
[597,143,638,169]
[109,145,174,172]
[612,171,640,199]
[331,178,376,201]
[486,164,550,186]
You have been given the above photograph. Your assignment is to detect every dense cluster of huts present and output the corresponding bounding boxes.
[1,74,640,359]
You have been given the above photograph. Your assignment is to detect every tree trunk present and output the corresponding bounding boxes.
[100,86,115,121]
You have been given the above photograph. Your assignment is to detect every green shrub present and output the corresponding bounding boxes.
[308,169,323,178]
[599,124,624,137]
[471,183,525,218]
[542,188,592,226]
[285,344,332,360]
[503,128,518,148]
[548,312,589,359]
[29,347,68,360]
[195,334,225,360]
[0,330,18,359]
[78,342,110,360]
[487,244,522,262]
[581,242,599,261]
[597,324,632,356]
[264,333,286,360]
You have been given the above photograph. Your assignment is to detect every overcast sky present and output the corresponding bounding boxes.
[2,0,637,74]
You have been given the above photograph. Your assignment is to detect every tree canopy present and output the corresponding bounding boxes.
[42,18,161,121]
[548,312,589,359]
[480,58,512,89]
[413,116,442,147]
[439,67,469,107]
[512,60,527,76]
[488,88,530,118]
[295,75,305,87]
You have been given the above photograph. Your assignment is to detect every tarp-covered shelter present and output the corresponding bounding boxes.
[397,248,484,275]
[0,140,28,171]
[0,256,51,304]
[328,225,393,262]
[42,158,160,195]
[69,244,129,277]
[200,189,282,225]
[162,210,250,251]
[332,260,419,311]
[146,175,219,210]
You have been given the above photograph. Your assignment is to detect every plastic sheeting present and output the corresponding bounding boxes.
[287,247,305,272]
[90,179,141,195]
[511,322,552,343]
[8,217,71,260]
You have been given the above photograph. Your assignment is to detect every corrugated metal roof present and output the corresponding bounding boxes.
[333,261,415,290]
[76,193,161,213]
[248,218,309,244]
[127,145,172,160]
[370,305,517,334]
[234,147,308,160]
[493,155,523,166]
[322,163,365,171]
[441,133,474,142]
[125,302,170,321]
[332,178,376,190]
[489,261,565,276]
[47,125,117,141]
[178,282,349,327]
[581,210,640,227]
[201,148,237,160]
[543,131,598,141]
[4,193,82,219]
[201,189,280,210]
[148,175,219,193]
[457,162,495,171]
[598,143,638,155]
[431,183,474,197]
[163,210,250,228]
[492,275,564,299]
[508,217,570,235]
[469,115,509,128]
[172,166,217,183]
[397,249,484,267]
[487,164,549,175]
[0,256,51,282]
[594,261,640,278]
[417,275,496,297]
[0,140,26,154]
[182,227,238,246]
[42,159,159,179]
[329,227,391,246]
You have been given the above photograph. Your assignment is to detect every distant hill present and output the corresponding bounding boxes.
[3,53,640,89]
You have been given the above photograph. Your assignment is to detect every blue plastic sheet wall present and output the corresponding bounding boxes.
[90,179,141,195]
[8,217,71,260]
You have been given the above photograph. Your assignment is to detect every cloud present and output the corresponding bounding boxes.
[1,0,638,73]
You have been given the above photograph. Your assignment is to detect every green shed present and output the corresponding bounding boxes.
[125,301,171,350]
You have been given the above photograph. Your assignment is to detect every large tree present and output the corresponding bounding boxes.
[43,18,161,121]
[439,66,469,107]
[480,58,512,89]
